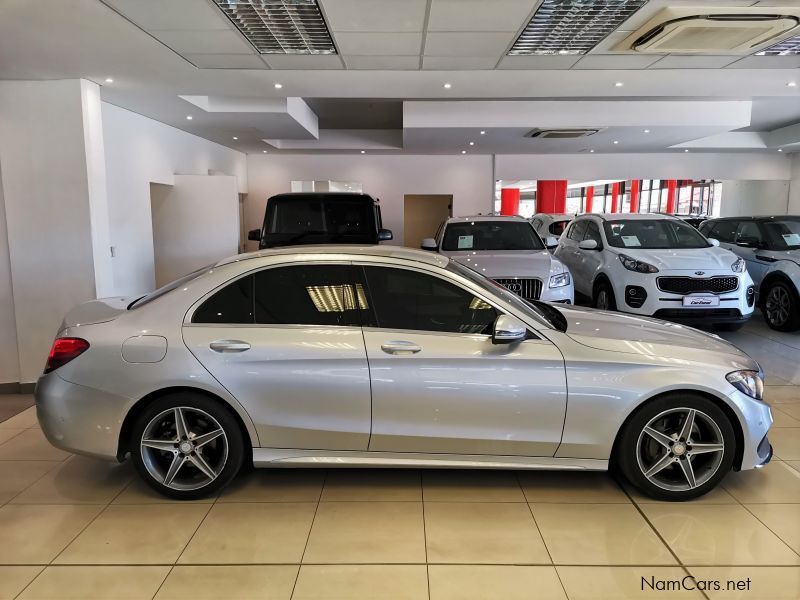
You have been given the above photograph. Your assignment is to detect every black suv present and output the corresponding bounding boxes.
[248,192,393,249]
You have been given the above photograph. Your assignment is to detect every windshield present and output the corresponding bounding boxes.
[442,221,545,251]
[128,265,211,309]
[762,218,800,250]
[446,260,565,332]
[266,197,374,238]
[603,219,710,249]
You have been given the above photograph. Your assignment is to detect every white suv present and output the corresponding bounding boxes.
[555,213,755,329]
[422,216,574,304]
[531,213,574,251]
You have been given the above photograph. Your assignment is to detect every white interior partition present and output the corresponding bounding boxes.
[150,175,240,287]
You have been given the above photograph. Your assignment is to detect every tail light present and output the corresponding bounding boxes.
[44,337,89,374]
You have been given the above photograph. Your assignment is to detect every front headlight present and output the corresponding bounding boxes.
[618,254,659,274]
[549,272,570,288]
[731,257,746,273]
[726,370,764,401]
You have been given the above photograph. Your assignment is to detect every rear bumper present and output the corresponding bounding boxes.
[35,372,133,461]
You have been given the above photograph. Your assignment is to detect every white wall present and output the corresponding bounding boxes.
[103,102,247,296]
[245,154,493,247]
[719,180,791,217]
[0,160,20,384]
[789,155,800,215]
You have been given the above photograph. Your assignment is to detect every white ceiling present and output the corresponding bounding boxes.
[0,0,797,155]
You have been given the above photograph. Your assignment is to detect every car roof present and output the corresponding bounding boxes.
[576,212,683,221]
[702,215,800,222]
[534,213,573,220]
[444,215,529,223]
[268,192,376,201]
[216,244,449,268]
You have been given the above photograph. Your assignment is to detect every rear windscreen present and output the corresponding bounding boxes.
[267,197,373,236]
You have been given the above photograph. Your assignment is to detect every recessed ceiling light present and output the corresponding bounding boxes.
[480,130,486,135]
[589,149,595,153]
[684,149,689,153]
[233,136,238,140]
[614,82,624,87]
[360,150,365,154]
[613,140,619,144]
[213,0,336,55]
[443,83,452,89]
[788,81,798,87]
[461,150,466,154]
[104,78,113,83]
[186,115,193,120]
[643,129,650,133]
[274,83,283,89]
[778,148,784,152]
[262,150,268,153]
[469,141,475,146]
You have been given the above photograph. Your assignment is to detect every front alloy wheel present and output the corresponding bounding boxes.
[617,394,736,501]
[763,281,800,332]
[131,393,244,499]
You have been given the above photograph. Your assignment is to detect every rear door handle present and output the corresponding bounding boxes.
[381,340,422,355]
[209,340,251,353]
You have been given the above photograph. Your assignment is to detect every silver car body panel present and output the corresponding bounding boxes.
[36,245,771,474]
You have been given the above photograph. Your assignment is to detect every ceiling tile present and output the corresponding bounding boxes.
[154,30,254,55]
[262,55,344,69]
[102,0,231,31]
[334,32,422,55]
[343,55,420,70]
[650,55,739,69]
[423,56,499,70]
[427,0,537,32]
[322,0,427,32]
[497,55,581,69]
[725,55,800,69]
[572,54,664,69]
[424,32,515,57]
[185,54,268,69]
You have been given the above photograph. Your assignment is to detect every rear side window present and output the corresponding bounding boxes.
[192,276,254,324]
[549,220,569,236]
[567,220,588,241]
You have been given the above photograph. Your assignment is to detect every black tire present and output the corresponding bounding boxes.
[616,393,736,501]
[593,278,617,311]
[130,392,245,500]
[762,280,800,332]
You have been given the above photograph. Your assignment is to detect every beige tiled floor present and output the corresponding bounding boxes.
[1,315,799,599]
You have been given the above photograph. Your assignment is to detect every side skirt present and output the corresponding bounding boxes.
[252,448,607,471]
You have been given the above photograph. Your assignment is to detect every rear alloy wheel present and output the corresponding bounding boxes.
[593,280,617,311]
[617,394,736,501]
[763,281,800,332]
[131,393,244,500]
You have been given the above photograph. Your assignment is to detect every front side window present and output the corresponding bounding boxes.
[735,221,763,246]
[441,221,544,251]
[549,220,569,236]
[567,220,588,241]
[362,266,497,334]
[708,221,738,243]
[762,218,800,250]
[603,219,710,249]
[583,221,602,245]
[192,265,366,326]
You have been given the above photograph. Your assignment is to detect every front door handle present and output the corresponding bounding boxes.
[381,340,422,355]
[209,340,251,353]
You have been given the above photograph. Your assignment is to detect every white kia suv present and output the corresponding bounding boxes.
[422,216,574,304]
[555,213,755,329]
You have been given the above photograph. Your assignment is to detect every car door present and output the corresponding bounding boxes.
[577,220,606,289]
[734,221,769,285]
[358,263,567,457]
[555,220,589,295]
[183,263,371,450]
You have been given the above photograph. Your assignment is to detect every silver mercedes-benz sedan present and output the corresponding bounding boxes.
[35,246,773,501]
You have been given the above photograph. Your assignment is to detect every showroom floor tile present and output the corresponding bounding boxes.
[1,315,800,599]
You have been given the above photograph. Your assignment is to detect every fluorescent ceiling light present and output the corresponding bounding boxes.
[443,83,452,89]
[756,34,800,56]
[213,0,336,55]
[508,0,648,56]
[104,78,113,83]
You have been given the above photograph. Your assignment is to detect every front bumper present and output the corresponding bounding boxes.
[35,372,133,461]
[728,388,773,471]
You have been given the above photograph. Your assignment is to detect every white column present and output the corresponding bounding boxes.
[0,79,112,383]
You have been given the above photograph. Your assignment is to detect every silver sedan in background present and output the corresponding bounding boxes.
[36,246,772,501]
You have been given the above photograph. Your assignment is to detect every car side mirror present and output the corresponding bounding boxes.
[708,238,720,247]
[378,228,393,241]
[247,229,261,242]
[578,239,599,250]
[492,314,527,345]
[420,238,438,251]
[545,236,559,248]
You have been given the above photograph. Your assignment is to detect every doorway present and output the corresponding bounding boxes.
[403,194,452,249]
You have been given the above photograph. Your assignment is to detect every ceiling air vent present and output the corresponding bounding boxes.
[616,7,800,54]
[213,0,336,54]
[756,34,800,55]
[508,0,648,55]
[527,129,600,139]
